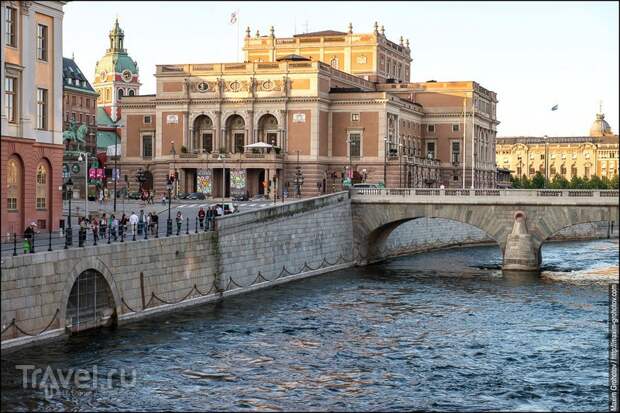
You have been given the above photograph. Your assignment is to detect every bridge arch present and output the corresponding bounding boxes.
[61,256,121,332]
[352,203,509,264]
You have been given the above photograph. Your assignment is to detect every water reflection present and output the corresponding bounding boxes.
[1,239,617,412]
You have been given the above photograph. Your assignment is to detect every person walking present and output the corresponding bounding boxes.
[151,213,159,236]
[120,213,128,237]
[198,207,206,229]
[23,224,34,253]
[146,212,153,235]
[138,209,145,235]
[111,214,119,241]
[129,211,139,236]
[216,204,224,217]
[99,213,107,239]
[175,211,183,235]
[91,217,99,244]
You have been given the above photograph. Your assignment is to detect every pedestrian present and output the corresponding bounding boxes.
[198,207,206,229]
[161,194,166,205]
[100,213,107,239]
[146,212,152,234]
[440,184,445,190]
[98,189,104,205]
[23,224,34,253]
[79,217,88,245]
[129,211,139,236]
[138,209,145,235]
[216,204,224,217]
[111,214,119,241]
[151,213,159,236]
[91,217,99,243]
[120,213,128,236]
[175,211,183,234]
[149,191,154,205]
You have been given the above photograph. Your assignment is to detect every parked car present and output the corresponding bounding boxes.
[176,192,190,200]
[352,183,380,189]
[127,191,141,200]
[232,193,249,201]
[251,194,268,201]
[187,192,206,200]
[212,202,239,216]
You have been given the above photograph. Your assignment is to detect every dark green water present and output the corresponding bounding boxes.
[1,239,617,411]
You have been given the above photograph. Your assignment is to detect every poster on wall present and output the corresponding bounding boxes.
[196,169,212,195]
[230,168,246,198]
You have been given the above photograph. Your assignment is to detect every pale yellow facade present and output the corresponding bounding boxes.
[496,112,619,180]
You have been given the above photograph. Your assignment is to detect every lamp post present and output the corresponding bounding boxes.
[399,143,403,187]
[294,150,304,197]
[166,178,173,236]
[170,141,177,198]
[346,137,353,185]
[65,177,74,247]
[218,153,226,203]
[77,152,88,220]
[383,137,388,188]
[113,134,119,213]
[543,134,548,188]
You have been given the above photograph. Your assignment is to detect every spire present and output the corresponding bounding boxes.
[380,25,385,36]
[108,17,125,53]
[348,22,353,34]
[374,21,379,34]
[399,36,404,46]
[269,25,275,37]
[255,29,260,38]
[406,38,410,49]
[245,26,251,38]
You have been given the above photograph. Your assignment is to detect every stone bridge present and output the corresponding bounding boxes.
[351,188,619,273]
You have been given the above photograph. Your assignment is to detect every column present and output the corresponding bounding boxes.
[247,110,254,147]
[214,111,221,152]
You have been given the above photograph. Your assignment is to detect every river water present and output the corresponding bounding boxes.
[1,239,618,412]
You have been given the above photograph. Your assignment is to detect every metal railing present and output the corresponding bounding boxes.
[351,188,620,198]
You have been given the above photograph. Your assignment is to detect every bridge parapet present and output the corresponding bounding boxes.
[351,188,619,205]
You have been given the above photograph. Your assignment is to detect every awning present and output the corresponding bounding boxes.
[244,142,273,149]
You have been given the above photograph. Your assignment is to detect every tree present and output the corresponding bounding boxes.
[549,174,569,189]
[531,172,545,189]
[611,174,619,189]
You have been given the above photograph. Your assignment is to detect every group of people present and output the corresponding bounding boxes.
[196,205,223,231]
[74,209,162,243]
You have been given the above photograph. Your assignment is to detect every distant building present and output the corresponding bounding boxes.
[1,1,66,236]
[62,56,98,198]
[496,111,619,181]
[117,22,498,198]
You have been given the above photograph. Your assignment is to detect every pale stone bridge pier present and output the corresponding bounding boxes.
[351,188,619,273]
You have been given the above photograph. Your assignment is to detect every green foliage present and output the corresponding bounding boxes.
[531,172,546,189]
[510,173,620,189]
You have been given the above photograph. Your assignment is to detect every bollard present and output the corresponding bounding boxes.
[155,221,159,238]
[79,229,84,247]
[30,231,35,254]
[13,233,17,256]
[64,228,69,249]
[108,226,112,244]
[132,224,136,241]
[186,217,189,235]
[93,228,98,246]
[144,222,148,240]
[120,224,124,242]
[195,216,198,233]
[48,229,52,251]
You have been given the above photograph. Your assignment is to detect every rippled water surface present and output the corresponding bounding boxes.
[2,239,618,411]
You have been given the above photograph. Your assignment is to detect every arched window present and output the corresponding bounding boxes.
[128,89,135,96]
[36,163,48,209]
[118,88,124,99]
[7,158,20,211]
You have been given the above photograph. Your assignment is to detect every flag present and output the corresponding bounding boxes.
[229,11,237,24]
[551,104,558,111]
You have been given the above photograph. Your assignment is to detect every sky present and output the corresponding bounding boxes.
[63,1,619,137]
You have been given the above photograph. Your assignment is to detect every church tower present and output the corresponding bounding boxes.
[93,18,140,122]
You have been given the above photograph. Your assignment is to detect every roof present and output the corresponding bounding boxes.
[96,107,116,127]
[293,30,347,38]
[275,54,311,62]
[95,52,139,76]
[497,135,619,145]
[96,130,119,150]
[63,57,97,94]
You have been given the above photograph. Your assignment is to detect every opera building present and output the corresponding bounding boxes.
[118,23,499,198]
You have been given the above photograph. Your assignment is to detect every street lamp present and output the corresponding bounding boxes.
[65,177,74,247]
[383,137,388,188]
[294,150,304,197]
[399,143,403,187]
[543,134,548,188]
[77,152,89,220]
[166,178,173,236]
[218,153,226,203]
[170,140,177,198]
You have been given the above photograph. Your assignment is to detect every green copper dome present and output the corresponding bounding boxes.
[94,19,139,77]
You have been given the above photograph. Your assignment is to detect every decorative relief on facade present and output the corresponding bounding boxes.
[196,81,209,92]
[224,80,249,92]
[356,55,368,64]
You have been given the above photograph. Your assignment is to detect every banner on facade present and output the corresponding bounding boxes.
[88,168,105,179]
[230,168,246,198]
[197,169,212,195]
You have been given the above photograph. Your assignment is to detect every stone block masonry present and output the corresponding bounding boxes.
[1,192,354,351]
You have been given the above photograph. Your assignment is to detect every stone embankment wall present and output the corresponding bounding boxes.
[384,218,619,258]
[1,192,353,350]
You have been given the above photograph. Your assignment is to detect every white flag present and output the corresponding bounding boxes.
[229,11,237,24]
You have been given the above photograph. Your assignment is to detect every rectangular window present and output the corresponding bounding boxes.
[36,88,48,130]
[234,133,245,153]
[452,124,460,132]
[540,154,545,160]
[37,219,47,230]
[351,113,360,122]
[202,133,213,153]
[37,24,48,61]
[86,98,90,108]
[427,124,435,133]
[451,141,460,163]
[71,112,75,121]
[72,96,76,106]
[144,115,152,124]
[5,6,16,47]
[349,133,361,157]
[78,113,82,123]
[142,135,153,158]
[8,198,17,210]
[5,76,16,122]
[36,197,46,209]
[426,142,436,159]
[79,97,83,107]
